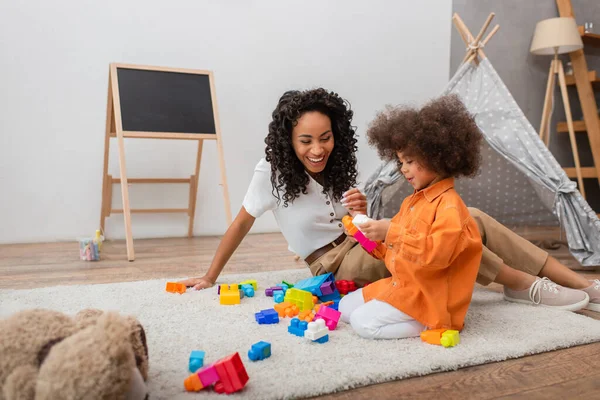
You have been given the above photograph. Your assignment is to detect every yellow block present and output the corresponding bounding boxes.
[219,284,241,305]
[284,288,314,311]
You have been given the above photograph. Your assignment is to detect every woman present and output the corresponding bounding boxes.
[178,88,599,312]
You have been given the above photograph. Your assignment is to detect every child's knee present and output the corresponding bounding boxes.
[349,310,377,339]
[338,295,353,323]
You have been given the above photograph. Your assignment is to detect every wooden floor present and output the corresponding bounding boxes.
[1,229,599,399]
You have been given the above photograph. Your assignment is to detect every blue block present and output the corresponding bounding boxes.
[295,273,334,296]
[329,299,340,311]
[248,341,271,361]
[319,289,341,302]
[313,334,329,344]
[273,291,284,303]
[287,317,308,337]
[241,284,255,297]
[255,308,279,324]
[188,350,205,372]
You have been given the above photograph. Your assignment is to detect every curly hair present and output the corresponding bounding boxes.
[366,94,482,178]
[265,88,358,207]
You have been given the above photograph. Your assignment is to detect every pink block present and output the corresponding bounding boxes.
[315,306,341,330]
[197,364,220,387]
[354,231,377,252]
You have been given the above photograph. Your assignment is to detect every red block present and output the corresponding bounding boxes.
[213,352,249,394]
[335,280,357,295]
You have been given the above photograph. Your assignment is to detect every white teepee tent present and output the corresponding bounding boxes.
[365,13,600,266]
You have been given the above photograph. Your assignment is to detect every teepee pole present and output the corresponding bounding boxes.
[472,13,495,47]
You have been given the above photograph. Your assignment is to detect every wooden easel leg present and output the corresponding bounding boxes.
[116,133,135,261]
[539,60,556,146]
[100,77,113,233]
[216,138,232,225]
[557,61,586,199]
[188,140,203,237]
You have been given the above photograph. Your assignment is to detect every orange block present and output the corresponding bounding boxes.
[166,282,186,294]
[184,373,204,391]
[274,301,299,318]
[341,215,358,235]
[298,309,315,322]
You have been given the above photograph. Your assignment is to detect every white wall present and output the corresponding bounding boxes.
[0,0,452,244]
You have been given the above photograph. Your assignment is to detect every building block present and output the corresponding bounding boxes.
[335,280,357,295]
[273,291,284,303]
[342,215,387,258]
[239,289,244,299]
[265,286,282,297]
[255,309,279,324]
[298,309,315,322]
[305,319,328,342]
[330,299,340,311]
[240,279,257,291]
[184,364,220,392]
[284,288,314,311]
[282,280,294,288]
[294,273,334,296]
[274,301,299,318]
[220,284,241,305]
[276,283,290,294]
[288,317,308,337]
[319,291,342,302]
[241,284,255,297]
[189,350,205,372]
[213,352,249,394]
[313,334,329,343]
[248,341,271,361]
[314,306,341,330]
[165,282,186,294]
[320,280,336,296]
[420,329,460,348]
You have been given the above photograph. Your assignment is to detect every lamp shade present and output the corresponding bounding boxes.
[530,17,583,55]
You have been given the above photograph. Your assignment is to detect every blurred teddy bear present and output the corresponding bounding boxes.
[0,308,149,400]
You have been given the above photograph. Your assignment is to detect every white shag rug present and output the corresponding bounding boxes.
[2,268,600,400]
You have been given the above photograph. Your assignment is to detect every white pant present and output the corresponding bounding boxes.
[338,288,426,340]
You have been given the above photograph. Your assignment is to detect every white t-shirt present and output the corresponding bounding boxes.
[242,158,348,259]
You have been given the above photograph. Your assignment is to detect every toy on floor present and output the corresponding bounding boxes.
[274,301,299,318]
[220,284,241,305]
[294,273,341,302]
[248,341,271,361]
[189,350,206,372]
[255,309,279,324]
[184,352,249,394]
[335,280,358,295]
[342,215,386,259]
[314,306,341,330]
[288,318,308,337]
[78,230,104,261]
[305,319,329,343]
[420,329,460,347]
[0,308,149,400]
[166,282,186,294]
[284,288,314,311]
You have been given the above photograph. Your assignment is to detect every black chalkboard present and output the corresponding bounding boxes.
[116,67,216,134]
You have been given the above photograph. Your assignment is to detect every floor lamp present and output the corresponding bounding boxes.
[530,17,585,197]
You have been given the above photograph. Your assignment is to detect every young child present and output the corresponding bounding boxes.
[338,94,484,340]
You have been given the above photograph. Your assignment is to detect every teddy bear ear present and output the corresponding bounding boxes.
[4,364,38,400]
[74,308,105,330]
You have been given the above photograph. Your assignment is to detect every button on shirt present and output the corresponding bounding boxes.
[362,178,482,330]
[242,158,347,259]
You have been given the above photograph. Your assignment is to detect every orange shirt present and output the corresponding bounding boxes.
[362,178,482,330]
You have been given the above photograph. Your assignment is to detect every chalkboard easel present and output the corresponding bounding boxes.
[100,63,232,261]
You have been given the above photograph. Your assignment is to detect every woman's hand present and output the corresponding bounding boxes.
[342,188,367,216]
[177,276,215,290]
[357,219,391,241]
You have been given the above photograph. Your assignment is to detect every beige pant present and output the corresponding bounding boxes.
[307,208,549,287]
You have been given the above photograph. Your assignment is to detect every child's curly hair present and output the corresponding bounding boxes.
[367,94,482,178]
[265,88,358,207]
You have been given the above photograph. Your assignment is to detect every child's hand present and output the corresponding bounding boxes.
[357,219,391,242]
[342,188,367,216]
[177,276,215,290]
